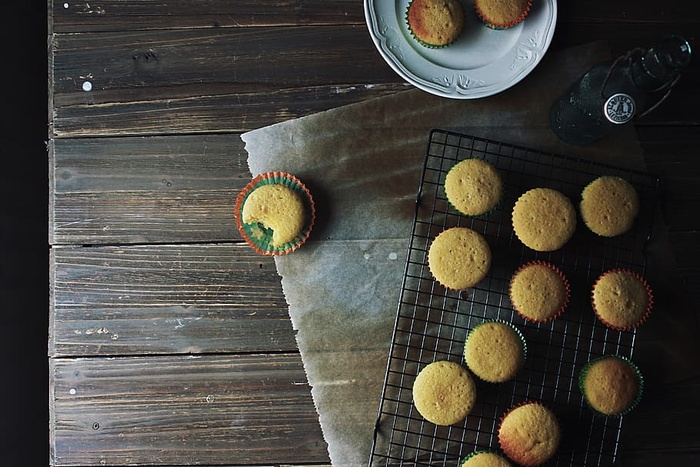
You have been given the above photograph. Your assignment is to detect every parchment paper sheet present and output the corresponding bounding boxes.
[241,42,700,466]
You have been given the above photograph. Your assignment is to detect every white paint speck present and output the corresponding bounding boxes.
[389,252,398,260]
[206,395,214,403]
[82,81,93,92]
[363,253,371,260]
[69,389,76,395]
[63,3,69,9]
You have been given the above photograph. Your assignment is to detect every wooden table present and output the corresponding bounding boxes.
[48,1,700,466]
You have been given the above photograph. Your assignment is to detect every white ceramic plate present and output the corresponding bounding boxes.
[364,0,557,99]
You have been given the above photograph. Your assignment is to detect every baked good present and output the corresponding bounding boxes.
[412,360,477,426]
[428,226,491,290]
[579,355,643,417]
[509,261,570,322]
[444,158,503,217]
[235,171,315,255]
[473,0,532,30]
[580,175,640,237]
[459,450,513,467]
[498,402,561,466]
[512,187,577,251]
[592,269,653,330]
[406,0,466,48]
[463,320,526,383]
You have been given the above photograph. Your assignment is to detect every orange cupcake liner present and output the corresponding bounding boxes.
[591,268,653,331]
[509,261,571,323]
[234,171,315,256]
[474,0,532,30]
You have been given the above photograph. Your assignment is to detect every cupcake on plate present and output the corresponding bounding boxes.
[473,0,532,30]
[509,261,570,323]
[579,355,643,417]
[512,187,577,252]
[459,450,513,467]
[498,402,561,466]
[235,171,315,256]
[463,320,526,383]
[412,360,477,426]
[591,269,653,330]
[428,226,492,290]
[444,158,503,217]
[406,0,466,48]
[580,175,640,237]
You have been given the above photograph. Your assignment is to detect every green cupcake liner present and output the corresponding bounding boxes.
[405,0,464,49]
[444,158,504,218]
[463,319,527,383]
[234,171,315,256]
[578,354,644,418]
[459,449,512,466]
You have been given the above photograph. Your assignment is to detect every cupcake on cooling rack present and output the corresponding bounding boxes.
[498,401,561,466]
[412,360,477,426]
[579,355,643,417]
[511,187,577,252]
[580,175,640,237]
[459,450,513,466]
[444,158,504,217]
[406,0,466,48]
[591,269,653,330]
[428,226,492,290]
[473,0,532,30]
[463,320,526,383]
[509,261,570,323]
[235,171,315,256]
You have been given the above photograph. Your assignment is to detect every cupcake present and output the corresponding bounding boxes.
[428,226,492,290]
[459,450,513,466]
[473,0,532,30]
[498,402,561,466]
[444,158,503,217]
[512,188,577,252]
[580,175,640,237]
[234,171,315,256]
[412,360,477,426]
[579,355,643,417]
[509,261,570,323]
[406,0,466,48]
[463,320,526,383]
[592,269,653,330]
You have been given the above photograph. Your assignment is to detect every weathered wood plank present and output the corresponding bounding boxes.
[49,23,699,138]
[50,243,296,357]
[49,354,329,466]
[50,134,248,245]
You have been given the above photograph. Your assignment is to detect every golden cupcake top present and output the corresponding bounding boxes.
[498,402,561,466]
[510,261,570,322]
[579,355,642,417]
[460,450,513,466]
[407,0,466,47]
[512,187,577,252]
[474,0,532,29]
[412,360,476,426]
[592,269,653,330]
[428,226,492,290]
[464,321,525,383]
[580,175,640,237]
[445,158,503,216]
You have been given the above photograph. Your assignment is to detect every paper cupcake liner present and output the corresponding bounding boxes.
[234,171,315,256]
[509,261,570,323]
[473,0,532,30]
[463,319,527,383]
[459,449,512,466]
[405,0,464,49]
[591,268,653,331]
[578,355,644,418]
[444,158,504,218]
[498,401,560,467]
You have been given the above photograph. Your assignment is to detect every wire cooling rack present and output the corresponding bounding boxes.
[369,130,660,466]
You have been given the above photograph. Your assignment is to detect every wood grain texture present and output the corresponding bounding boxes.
[50,243,296,357]
[50,354,329,466]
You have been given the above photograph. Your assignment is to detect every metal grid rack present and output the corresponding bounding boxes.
[369,130,660,466]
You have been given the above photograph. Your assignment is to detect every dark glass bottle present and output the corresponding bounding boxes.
[550,35,692,145]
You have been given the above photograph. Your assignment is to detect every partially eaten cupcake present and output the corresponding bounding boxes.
[235,171,315,255]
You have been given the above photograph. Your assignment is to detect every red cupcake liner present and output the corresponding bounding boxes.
[234,171,315,256]
[591,268,653,331]
[498,401,561,467]
[509,261,570,323]
[474,0,532,30]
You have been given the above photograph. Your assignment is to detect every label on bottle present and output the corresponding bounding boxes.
[603,93,636,124]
